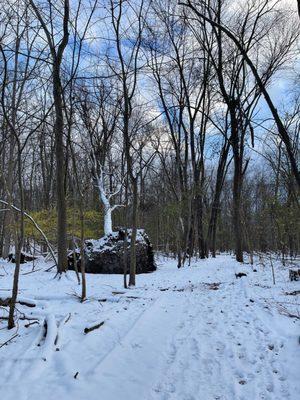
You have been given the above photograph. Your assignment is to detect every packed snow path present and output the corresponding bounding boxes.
[1,255,299,400]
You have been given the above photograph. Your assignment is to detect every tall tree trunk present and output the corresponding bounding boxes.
[207,142,230,257]
[129,178,138,286]
[2,138,15,259]
[29,0,70,273]
[231,117,244,263]
[8,145,24,329]
[123,180,129,289]
[195,191,206,259]
[232,165,243,262]
[53,67,68,273]
[3,36,20,259]
[80,199,86,301]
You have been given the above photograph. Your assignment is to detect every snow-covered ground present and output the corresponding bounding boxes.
[0,254,299,400]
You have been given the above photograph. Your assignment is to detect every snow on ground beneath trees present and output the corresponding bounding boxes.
[0,254,299,400]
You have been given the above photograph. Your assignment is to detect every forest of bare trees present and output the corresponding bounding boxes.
[0,3,300,398]
[0,0,299,297]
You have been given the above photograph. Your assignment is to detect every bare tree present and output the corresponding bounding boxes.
[180,0,300,188]
[29,0,70,273]
[110,0,148,286]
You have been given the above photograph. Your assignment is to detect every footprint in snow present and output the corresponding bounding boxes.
[131,342,142,349]
[278,375,286,382]
[266,383,274,392]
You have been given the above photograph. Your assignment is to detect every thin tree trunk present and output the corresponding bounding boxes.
[232,152,244,263]
[129,178,138,286]
[207,142,230,257]
[8,146,24,329]
[123,179,129,289]
[29,0,70,273]
[53,67,68,273]
[80,200,86,301]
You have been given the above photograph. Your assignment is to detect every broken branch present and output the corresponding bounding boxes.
[84,321,105,334]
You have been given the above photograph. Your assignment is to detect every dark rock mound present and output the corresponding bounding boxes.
[70,229,156,274]
[289,268,300,281]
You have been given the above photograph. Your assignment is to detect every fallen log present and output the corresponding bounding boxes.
[25,321,39,328]
[18,299,36,307]
[235,272,247,278]
[84,321,105,334]
[22,268,42,275]
[285,290,300,296]
[0,297,36,308]
[0,333,18,348]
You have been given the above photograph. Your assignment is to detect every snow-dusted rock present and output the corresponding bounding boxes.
[83,229,156,274]
[289,268,300,281]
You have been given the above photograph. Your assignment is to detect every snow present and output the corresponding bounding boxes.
[86,229,149,254]
[0,254,299,400]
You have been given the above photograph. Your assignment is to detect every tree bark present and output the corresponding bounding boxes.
[53,66,68,273]
[29,0,70,273]
[129,178,138,286]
